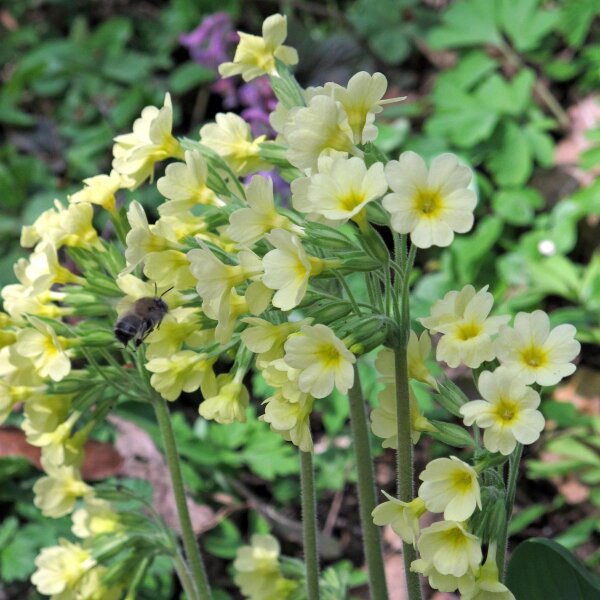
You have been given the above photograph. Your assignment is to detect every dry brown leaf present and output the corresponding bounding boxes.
[553,368,600,416]
[557,476,590,505]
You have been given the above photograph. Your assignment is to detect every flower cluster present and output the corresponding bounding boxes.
[0,11,582,600]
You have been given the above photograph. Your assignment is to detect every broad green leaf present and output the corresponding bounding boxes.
[527,255,582,302]
[558,0,600,47]
[436,50,497,90]
[499,0,560,52]
[506,538,600,599]
[428,0,502,49]
[487,121,532,186]
[507,503,547,535]
[555,518,600,550]
[492,187,543,225]
[168,62,214,94]
[523,122,556,166]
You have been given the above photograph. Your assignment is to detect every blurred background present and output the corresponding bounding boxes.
[0,0,598,598]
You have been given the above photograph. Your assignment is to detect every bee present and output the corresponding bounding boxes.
[114,285,173,349]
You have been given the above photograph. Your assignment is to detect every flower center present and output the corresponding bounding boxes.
[451,469,474,493]
[339,189,367,213]
[455,321,481,341]
[443,526,469,549]
[494,399,519,425]
[318,344,342,367]
[520,345,548,368]
[414,188,443,217]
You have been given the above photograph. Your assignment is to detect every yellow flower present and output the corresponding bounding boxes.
[460,367,544,455]
[112,92,181,188]
[227,175,303,247]
[200,112,267,176]
[219,14,298,81]
[383,151,476,248]
[284,95,360,171]
[495,310,580,386]
[72,497,121,539]
[68,170,133,214]
[375,331,438,389]
[203,289,249,344]
[263,391,314,452]
[291,155,387,226]
[143,249,197,290]
[262,229,328,311]
[0,381,44,425]
[146,350,216,401]
[418,457,481,522]
[33,460,91,517]
[20,202,62,248]
[420,285,510,368]
[16,317,72,382]
[157,150,223,216]
[411,558,474,594]
[0,344,45,386]
[31,539,95,598]
[283,324,355,398]
[1,277,67,323]
[199,372,249,424]
[372,492,426,544]
[22,241,85,293]
[460,543,515,600]
[262,358,304,403]
[417,521,482,577]
[234,534,297,600]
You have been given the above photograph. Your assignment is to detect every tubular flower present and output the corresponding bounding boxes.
[233,534,297,600]
[411,558,474,594]
[228,174,303,247]
[33,461,91,518]
[460,367,545,455]
[219,14,298,82]
[199,373,249,424]
[146,350,216,401]
[495,310,580,386]
[68,170,133,214]
[371,491,426,544]
[418,456,481,522]
[262,358,304,403]
[383,151,476,248]
[284,95,361,171]
[420,285,510,369]
[0,381,44,425]
[200,112,268,176]
[263,391,314,452]
[112,92,182,188]
[283,324,355,398]
[460,544,515,600]
[15,317,72,382]
[417,521,482,578]
[157,149,223,216]
[72,497,121,539]
[291,154,387,226]
[23,242,85,293]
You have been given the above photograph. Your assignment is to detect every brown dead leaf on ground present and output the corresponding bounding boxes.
[110,416,217,535]
[553,367,600,416]
[557,476,590,505]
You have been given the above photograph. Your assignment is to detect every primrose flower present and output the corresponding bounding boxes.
[15,317,71,382]
[157,150,222,216]
[68,170,132,214]
[411,558,474,593]
[33,461,91,518]
[284,95,361,171]
[283,324,355,398]
[144,249,197,290]
[200,112,268,176]
[0,382,43,424]
[146,350,216,401]
[461,544,515,600]
[418,457,481,522]
[23,242,85,293]
[291,155,387,226]
[234,534,297,600]
[383,151,476,248]
[262,358,303,403]
[72,497,121,539]
[112,92,182,187]
[199,373,249,424]
[417,520,482,578]
[219,14,298,82]
[371,491,426,544]
[262,229,328,310]
[263,391,314,451]
[420,285,510,368]
[460,367,545,455]
[228,175,303,246]
[495,310,580,386]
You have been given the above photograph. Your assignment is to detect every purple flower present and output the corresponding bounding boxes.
[179,12,237,69]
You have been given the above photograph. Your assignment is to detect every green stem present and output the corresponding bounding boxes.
[300,450,320,600]
[393,241,422,600]
[173,550,201,600]
[347,365,389,600]
[497,443,523,580]
[152,395,212,600]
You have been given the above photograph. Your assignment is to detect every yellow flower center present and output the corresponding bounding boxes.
[520,345,548,368]
[494,399,520,426]
[442,526,469,549]
[317,343,342,367]
[414,188,443,217]
[451,468,474,493]
[455,321,481,341]
[339,189,367,212]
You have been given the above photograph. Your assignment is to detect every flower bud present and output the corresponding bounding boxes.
[358,222,389,263]
[432,375,471,417]
[342,254,384,272]
[306,301,353,324]
[427,419,475,448]
[469,486,506,544]
[305,222,356,251]
[79,330,118,347]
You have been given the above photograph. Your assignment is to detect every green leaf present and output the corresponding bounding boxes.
[506,538,600,599]
[527,255,582,302]
[487,121,533,186]
[168,62,214,94]
[507,503,547,535]
[492,187,543,225]
[499,0,560,52]
[438,51,498,90]
[558,0,599,47]
[428,0,502,49]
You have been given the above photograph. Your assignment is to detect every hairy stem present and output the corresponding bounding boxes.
[300,450,320,600]
[152,395,212,600]
[497,443,524,579]
[348,365,389,600]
